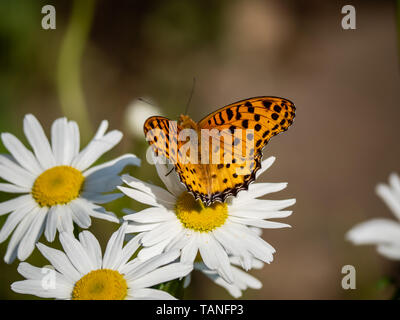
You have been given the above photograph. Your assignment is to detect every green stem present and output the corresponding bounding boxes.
[57,0,96,139]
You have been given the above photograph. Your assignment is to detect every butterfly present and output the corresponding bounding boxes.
[144,96,295,206]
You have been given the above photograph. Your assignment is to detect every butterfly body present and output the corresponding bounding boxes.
[144,96,295,206]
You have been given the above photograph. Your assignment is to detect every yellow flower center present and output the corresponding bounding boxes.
[72,269,128,300]
[175,192,228,232]
[31,166,84,207]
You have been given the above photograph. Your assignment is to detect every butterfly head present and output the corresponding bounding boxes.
[178,114,197,130]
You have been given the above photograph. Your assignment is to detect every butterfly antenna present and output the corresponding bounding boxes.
[138,97,155,106]
[184,77,196,115]
[165,167,174,177]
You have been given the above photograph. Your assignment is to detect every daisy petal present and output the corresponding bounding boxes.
[23,114,56,169]
[72,121,122,171]
[51,117,74,165]
[0,201,37,243]
[36,243,81,282]
[4,208,38,264]
[0,194,33,216]
[69,202,91,229]
[129,262,192,289]
[154,162,186,197]
[376,244,400,260]
[126,250,180,281]
[79,231,102,270]
[11,279,72,299]
[128,288,176,300]
[255,156,275,179]
[83,154,140,178]
[59,232,93,275]
[346,218,400,245]
[102,225,126,269]
[0,155,35,187]
[0,183,30,193]
[1,133,42,174]
[45,206,60,242]
[17,207,47,261]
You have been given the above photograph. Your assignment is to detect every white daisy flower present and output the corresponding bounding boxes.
[184,256,263,299]
[347,173,400,260]
[11,224,193,300]
[0,114,140,263]
[119,156,295,283]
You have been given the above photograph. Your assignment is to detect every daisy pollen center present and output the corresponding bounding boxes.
[31,165,84,207]
[72,269,128,300]
[175,192,228,232]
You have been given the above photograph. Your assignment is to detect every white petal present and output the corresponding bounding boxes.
[346,218,400,246]
[69,200,92,229]
[255,156,275,178]
[198,233,233,283]
[0,194,33,216]
[123,207,175,223]
[11,279,72,299]
[164,229,193,251]
[212,228,252,270]
[122,174,177,206]
[232,198,296,211]
[51,117,74,165]
[117,234,143,271]
[231,265,262,289]
[126,221,161,233]
[141,220,182,246]
[0,201,37,243]
[225,222,275,264]
[118,186,163,208]
[72,121,122,171]
[18,207,47,261]
[23,114,56,169]
[36,243,81,282]
[0,183,30,193]
[45,206,60,242]
[0,155,35,187]
[17,262,73,289]
[17,262,46,280]
[126,250,180,281]
[128,288,177,300]
[57,205,74,234]
[154,162,186,197]
[129,262,192,289]
[180,236,198,265]
[59,232,93,275]
[103,225,126,269]
[81,192,123,204]
[229,209,292,220]
[229,216,291,229]
[376,183,400,221]
[376,244,400,260]
[4,207,38,264]
[83,154,140,178]
[79,231,102,270]
[234,182,288,203]
[1,133,42,174]
[389,173,400,196]
[82,201,119,223]
[138,237,172,261]
[69,120,80,159]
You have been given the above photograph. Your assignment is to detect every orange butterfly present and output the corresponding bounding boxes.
[144,96,295,206]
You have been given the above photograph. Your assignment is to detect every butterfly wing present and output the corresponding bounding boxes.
[195,96,296,204]
[143,116,180,163]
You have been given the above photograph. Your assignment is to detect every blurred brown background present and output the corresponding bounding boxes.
[0,0,399,299]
